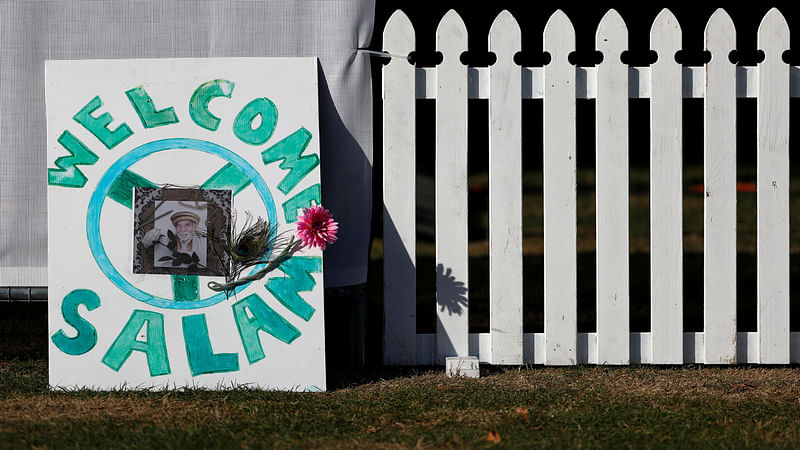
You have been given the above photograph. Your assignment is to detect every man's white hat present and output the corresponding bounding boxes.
[170,211,200,226]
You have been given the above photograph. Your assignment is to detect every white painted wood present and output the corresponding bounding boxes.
[488,10,523,365]
[757,8,790,364]
[684,67,705,98]
[416,334,436,365]
[738,66,757,98]
[522,67,543,99]
[630,333,652,364]
[534,333,545,364]
[543,10,577,366]
[416,66,435,100]
[791,66,800,97]
[521,333,546,364]
[417,332,800,365]
[577,333,598,364]
[576,333,589,364]
[683,332,705,363]
[792,333,800,363]
[649,9,684,364]
[385,10,800,368]
[382,10,417,365]
[473,333,490,362]
[435,10,470,363]
[576,67,593,99]
[737,332,760,364]
[704,9,738,364]
[629,67,650,98]
[467,68,485,99]
[445,356,479,377]
[416,65,800,99]
[595,10,630,365]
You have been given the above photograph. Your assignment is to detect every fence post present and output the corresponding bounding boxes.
[543,10,577,365]
[704,8,737,364]
[488,10,523,365]
[595,9,630,365]
[436,10,470,363]
[756,8,790,364]
[649,9,683,364]
[382,10,417,365]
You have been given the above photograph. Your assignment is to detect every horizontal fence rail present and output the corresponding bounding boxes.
[382,7,796,366]
[411,66,800,99]
[412,332,800,365]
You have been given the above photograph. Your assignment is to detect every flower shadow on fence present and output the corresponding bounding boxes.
[435,263,468,316]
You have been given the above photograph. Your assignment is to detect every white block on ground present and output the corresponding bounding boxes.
[445,356,480,378]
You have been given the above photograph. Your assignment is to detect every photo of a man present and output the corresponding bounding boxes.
[133,187,231,276]
[153,206,207,270]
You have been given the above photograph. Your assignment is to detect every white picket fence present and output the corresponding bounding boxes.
[381,8,799,366]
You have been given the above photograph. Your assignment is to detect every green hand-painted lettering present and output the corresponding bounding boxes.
[201,162,251,195]
[102,310,170,376]
[107,169,157,208]
[282,184,321,222]
[182,314,239,376]
[125,86,179,128]
[261,128,318,194]
[231,294,301,364]
[51,289,100,356]
[172,275,199,301]
[189,79,235,131]
[73,95,133,149]
[265,256,321,321]
[233,97,277,146]
[47,131,99,188]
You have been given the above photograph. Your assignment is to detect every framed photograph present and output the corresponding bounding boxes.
[133,187,231,276]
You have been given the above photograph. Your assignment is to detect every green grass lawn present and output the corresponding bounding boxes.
[2,360,800,448]
[2,306,799,448]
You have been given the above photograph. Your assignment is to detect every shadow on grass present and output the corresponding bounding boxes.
[0,303,47,360]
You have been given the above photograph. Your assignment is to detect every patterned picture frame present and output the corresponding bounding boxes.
[133,187,231,276]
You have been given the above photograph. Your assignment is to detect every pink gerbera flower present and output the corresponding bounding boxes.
[296,205,338,249]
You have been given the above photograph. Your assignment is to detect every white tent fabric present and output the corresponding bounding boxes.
[0,0,375,287]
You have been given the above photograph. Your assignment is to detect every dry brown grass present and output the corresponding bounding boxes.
[2,362,800,447]
[0,394,233,430]
[486,366,800,403]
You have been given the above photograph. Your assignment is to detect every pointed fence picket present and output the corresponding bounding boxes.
[488,10,523,365]
[435,10,470,363]
[381,8,799,366]
[649,9,683,364]
[543,10,577,366]
[704,9,738,364]
[756,9,790,364]
[382,10,417,365]
[595,10,630,365]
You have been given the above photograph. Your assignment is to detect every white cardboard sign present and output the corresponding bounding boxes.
[46,58,326,390]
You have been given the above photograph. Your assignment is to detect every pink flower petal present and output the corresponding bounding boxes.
[295,205,338,249]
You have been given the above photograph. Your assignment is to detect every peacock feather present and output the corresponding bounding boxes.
[202,212,301,297]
